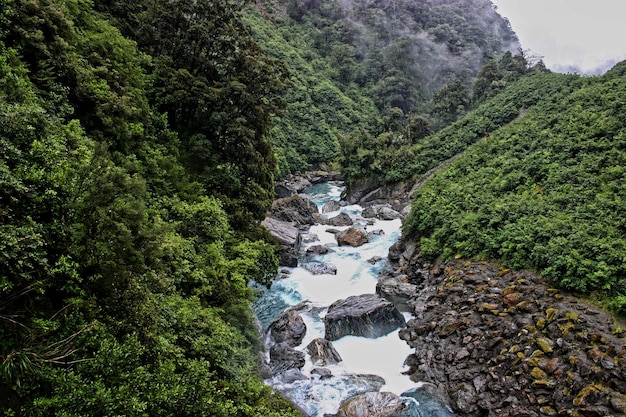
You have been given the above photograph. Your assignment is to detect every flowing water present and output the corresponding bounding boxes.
[254,181,417,416]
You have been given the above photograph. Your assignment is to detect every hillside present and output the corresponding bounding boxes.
[244,0,520,175]
[402,62,626,313]
[0,0,297,415]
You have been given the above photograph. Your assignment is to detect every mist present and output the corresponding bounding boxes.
[491,0,626,75]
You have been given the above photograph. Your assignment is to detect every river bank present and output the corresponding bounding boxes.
[263,171,626,416]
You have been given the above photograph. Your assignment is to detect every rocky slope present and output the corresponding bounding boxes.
[381,241,626,416]
[268,172,626,416]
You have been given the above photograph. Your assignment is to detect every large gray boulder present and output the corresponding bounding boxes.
[268,309,307,347]
[325,212,354,227]
[337,391,407,417]
[306,338,342,366]
[269,342,306,375]
[362,204,402,220]
[336,227,369,247]
[376,274,419,312]
[275,175,312,198]
[322,200,341,213]
[269,195,318,225]
[324,294,406,341]
[261,217,301,267]
[305,244,333,256]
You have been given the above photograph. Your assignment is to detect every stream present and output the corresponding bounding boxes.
[253,181,453,416]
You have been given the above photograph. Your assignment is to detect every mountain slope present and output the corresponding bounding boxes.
[403,63,626,313]
[245,0,519,174]
[0,0,298,415]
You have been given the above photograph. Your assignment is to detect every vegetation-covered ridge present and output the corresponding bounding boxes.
[244,0,519,175]
[0,0,298,415]
[403,62,626,314]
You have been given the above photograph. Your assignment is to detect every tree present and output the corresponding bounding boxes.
[429,79,470,127]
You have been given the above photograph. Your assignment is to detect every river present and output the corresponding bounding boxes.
[253,181,454,416]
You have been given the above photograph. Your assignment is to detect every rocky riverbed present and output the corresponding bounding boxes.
[265,172,626,416]
[383,239,626,416]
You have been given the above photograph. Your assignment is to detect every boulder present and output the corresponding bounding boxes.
[387,237,417,267]
[367,256,385,264]
[376,274,419,311]
[302,262,337,275]
[336,227,369,247]
[322,200,341,213]
[311,367,333,379]
[274,369,309,384]
[274,175,312,198]
[378,206,402,220]
[325,212,354,226]
[268,309,307,347]
[269,195,318,226]
[306,338,343,366]
[324,294,406,341]
[337,391,406,417]
[361,205,378,219]
[269,342,306,375]
[305,244,333,255]
[361,204,402,220]
[261,217,301,267]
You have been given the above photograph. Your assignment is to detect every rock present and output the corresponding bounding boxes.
[401,383,455,417]
[361,205,379,219]
[360,204,402,220]
[302,262,337,275]
[306,338,342,366]
[378,206,402,220]
[274,368,309,384]
[269,195,318,225]
[337,391,406,417]
[450,382,477,414]
[303,233,319,243]
[268,309,307,347]
[322,200,341,213]
[325,212,354,226]
[337,227,369,247]
[536,337,554,353]
[375,274,419,311]
[367,255,385,264]
[324,294,406,341]
[311,367,333,379]
[274,175,312,198]
[387,237,417,267]
[305,244,333,255]
[261,217,301,267]
[269,342,305,374]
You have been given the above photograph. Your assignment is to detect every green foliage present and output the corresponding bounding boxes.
[403,67,626,314]
[243,0,519,175]
[0,1,297,415]
[340,70,578,185]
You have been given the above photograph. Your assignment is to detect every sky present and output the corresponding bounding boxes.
[490,0,626,74]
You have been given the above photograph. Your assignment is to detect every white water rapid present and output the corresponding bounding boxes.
[254,181,415,416]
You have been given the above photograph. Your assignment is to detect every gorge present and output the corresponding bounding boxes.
[260,172,626,416]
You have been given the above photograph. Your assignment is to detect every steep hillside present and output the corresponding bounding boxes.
[403,62,626,313]
[244,0,520,174]
[0,0,297,415]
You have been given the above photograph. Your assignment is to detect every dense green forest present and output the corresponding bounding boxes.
[402,62,626,313]
[0,0,297,414]
[3,0,625,414]
[243,0,520,175]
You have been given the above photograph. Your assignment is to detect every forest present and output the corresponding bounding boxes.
[1,0,625,415]
[0,0,296,414]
